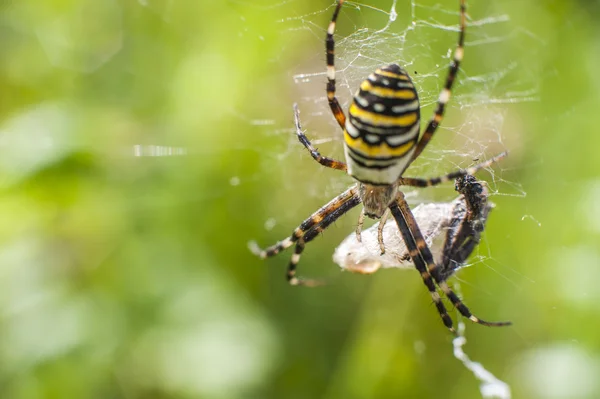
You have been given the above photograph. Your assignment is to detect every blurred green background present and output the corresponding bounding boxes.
[1,0,599,398]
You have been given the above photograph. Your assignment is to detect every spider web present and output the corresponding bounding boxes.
[242,2,538,398]
[0,1,543,398]
[247,0,534,205]
[130,0,535,208]
[130,2,537,396]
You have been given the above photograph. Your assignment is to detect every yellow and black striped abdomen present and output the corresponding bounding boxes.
[344,64,420,185]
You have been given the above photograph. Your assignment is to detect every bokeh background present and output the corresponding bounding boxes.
[1,0,599,398]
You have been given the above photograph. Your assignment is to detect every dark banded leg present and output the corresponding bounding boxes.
[388,196,455,332]
[287,239,321,286]
[249,186,359,259]
[325,0,347,129]
[294,104,347,171]
[409,0,466,164]
[393,192,511,330]
[287,194,362,286]
[399,152,507,188]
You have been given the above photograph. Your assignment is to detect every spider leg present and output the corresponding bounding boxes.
[250,186,359,259]
[325,0,347,129]
[392,192,511,331]
[287,239,321,286]
[294,104,347,171]
[388,196,456,332]
[399,151,507,188]
[250,186,361,285]
[408,0,466,164]
[287,194,362,286]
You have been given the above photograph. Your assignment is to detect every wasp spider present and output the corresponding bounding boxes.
[250,0,511,333]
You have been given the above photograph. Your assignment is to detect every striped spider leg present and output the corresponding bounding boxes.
[249,185,361,287]
[390,190,511,333]
[251,0,511,332]
[390,155,511,332]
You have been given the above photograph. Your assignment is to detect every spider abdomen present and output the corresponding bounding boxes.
[344,64,421,185]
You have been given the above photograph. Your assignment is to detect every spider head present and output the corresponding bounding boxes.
[359,183,397,219]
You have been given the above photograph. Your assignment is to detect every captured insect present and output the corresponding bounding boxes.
[334,175,493,280]
[250,0,510,333]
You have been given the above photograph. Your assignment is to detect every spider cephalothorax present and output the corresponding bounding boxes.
[359,183,398,219]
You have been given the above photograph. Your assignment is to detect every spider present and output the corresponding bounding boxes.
[250,0,511,333]
[333,175,494,279]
